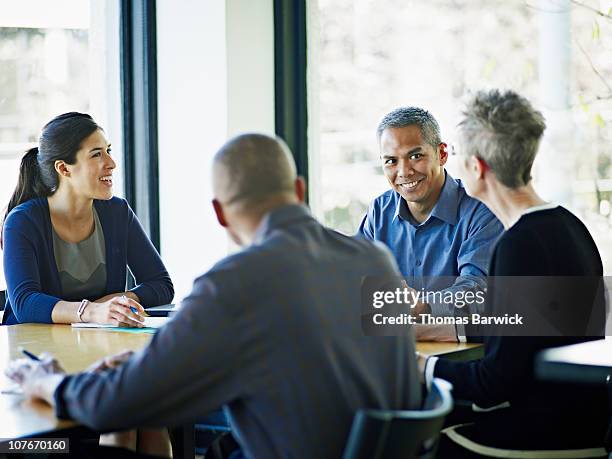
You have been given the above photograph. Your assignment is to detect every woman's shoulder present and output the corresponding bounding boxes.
[93,196,131,216]
[494,206,600,274]
[5,198,48,227]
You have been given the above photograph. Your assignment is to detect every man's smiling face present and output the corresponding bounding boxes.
[380,125,447,210]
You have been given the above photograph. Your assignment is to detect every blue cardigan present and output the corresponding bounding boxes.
[2,197,174,324]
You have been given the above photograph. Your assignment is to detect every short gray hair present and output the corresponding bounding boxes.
[458,89,546,188]
[376,107,442,148]
[212,133,297,210]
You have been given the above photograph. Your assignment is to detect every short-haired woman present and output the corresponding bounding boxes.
[419,90,607,458]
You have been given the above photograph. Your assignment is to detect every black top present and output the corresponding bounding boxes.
[435,206,608,449]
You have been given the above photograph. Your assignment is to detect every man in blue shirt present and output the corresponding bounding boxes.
[359,107,502,321]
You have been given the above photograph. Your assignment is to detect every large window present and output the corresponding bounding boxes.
[0,0,122,289]
[309,0,612,274]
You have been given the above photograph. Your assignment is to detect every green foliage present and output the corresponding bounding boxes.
[592,20,600,40]
[578,94,589,113]
[482,58,497,80]
[593,113,606,128]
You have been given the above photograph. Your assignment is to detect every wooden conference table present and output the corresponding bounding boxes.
[0,324,483,451]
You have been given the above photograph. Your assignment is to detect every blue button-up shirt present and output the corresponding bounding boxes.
[358,172,503,315]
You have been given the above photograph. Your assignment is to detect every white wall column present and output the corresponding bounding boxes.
[226,0,275,137]
[536,0,574,205]
[157,0,275,301]
[157,0,229,301]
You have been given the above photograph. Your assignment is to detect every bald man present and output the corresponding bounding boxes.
[6,134,421,459]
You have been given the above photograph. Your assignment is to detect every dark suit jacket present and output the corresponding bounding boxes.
[54,204,421,459]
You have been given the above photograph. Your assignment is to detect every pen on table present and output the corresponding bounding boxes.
[1,348,37,395]
[130,306,149,317]
[122,295,149,317]
[18,347,40,361]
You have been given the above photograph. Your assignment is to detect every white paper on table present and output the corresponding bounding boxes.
[71,317,168,329]
[1,384,24,395]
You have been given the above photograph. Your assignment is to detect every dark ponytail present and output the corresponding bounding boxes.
[5,147,51,217]
[1,112,101,247]
[0,148,51,248]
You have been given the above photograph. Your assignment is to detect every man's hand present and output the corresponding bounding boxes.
[414,323,458,342]
[5,353,66,405]
[86,350,134,374]
[416,351,428,384]
[401,281,431,317]
[411,300,432,317]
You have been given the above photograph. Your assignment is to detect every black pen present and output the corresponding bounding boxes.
[18,347,40,361]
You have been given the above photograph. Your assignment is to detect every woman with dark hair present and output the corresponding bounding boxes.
[1,112,174,326]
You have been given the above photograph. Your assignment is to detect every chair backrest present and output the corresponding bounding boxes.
[605,376,612,452]
[342,378,453,459]
[0,290,5,323]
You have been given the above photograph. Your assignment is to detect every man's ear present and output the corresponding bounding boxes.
[295,176,306,203]
[212,199,228,228]
[438,143,449,166]
[54,160,70,178]
[474,156,489,179]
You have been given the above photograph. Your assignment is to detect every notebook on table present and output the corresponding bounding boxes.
[144,304,176,317]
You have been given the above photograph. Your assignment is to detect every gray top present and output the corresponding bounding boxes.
[55,204,421,459]
[52,207,107,301]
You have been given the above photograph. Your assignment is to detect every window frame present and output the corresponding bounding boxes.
[120,0,160,250]
[274,0,309,202]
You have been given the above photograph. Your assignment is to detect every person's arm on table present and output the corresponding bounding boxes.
[414,208,501,342]
[54,275,239,431]
[423,233,536,408]
[427,208,501,317]
[413,324,457,342]
[432,336,538,409]
[5,353,67,407]
[416,338,513,408]
[51,296,145,326]
[406,284,458,342]
[6,350,136,414]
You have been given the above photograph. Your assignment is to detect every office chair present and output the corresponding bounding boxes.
[0,290,5,323]
[605,376,612,453]
[342,378,453,459]
[194,409,232,456]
